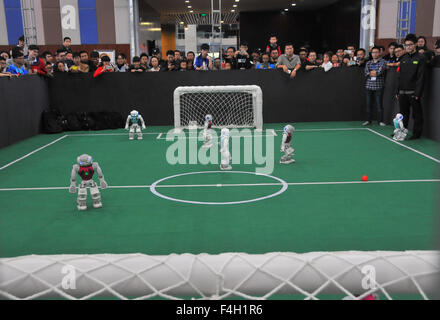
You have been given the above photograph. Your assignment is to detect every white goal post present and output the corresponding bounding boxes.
[173,85,263,130]
[1,251,439,300]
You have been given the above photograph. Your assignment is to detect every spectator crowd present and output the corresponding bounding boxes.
[1,34,439,139]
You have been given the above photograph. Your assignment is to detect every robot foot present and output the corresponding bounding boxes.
[129,137,134,140]
[280,159,295,164]
[137,136,143,140]
[93,201,103,209]
[77,205,87,211]
[220,165,232,171]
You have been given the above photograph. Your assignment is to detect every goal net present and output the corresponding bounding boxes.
[1,251,439,300]
[174,85,263,131]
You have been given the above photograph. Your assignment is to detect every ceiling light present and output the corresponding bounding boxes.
[233,4,237,7]
[189,10,193,12]
[185,1,190,3]
[188,5,192,8]
[235,0,239,2]
[284,8,289,11]
[221,20,224,23]
[231,9,235,12]
[140,22,153,26]
[291,3,296,6]
[148,28,161,31]
[180,21,184,24]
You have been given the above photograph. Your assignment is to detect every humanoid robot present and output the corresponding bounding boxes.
[69,154,108,211]
[125,110,146,140]
[280,125,296,164]
[202,114,213,148]
[220,128,232,171]
[392,113,408,141]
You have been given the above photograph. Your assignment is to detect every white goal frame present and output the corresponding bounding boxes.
[1,251,439,300]
[173,85,263,130]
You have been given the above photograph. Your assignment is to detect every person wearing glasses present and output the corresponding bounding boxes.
[5,47,28,75]
[395,34,426,140]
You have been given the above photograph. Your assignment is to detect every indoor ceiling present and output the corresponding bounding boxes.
[142,0,340,15]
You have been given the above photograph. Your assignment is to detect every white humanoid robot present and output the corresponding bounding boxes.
[392,113,408,141]
[280,125,296,164]
[202,114,213,148]
[69,154,108,211]
[220,128,232,171]
[125,110,146,140]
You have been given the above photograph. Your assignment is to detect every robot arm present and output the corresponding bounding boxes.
[69,164,79,193]
[139,115,146,129]
[125,116,131,130]
[93,162,108,189]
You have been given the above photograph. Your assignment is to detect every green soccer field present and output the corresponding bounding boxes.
[0,121,439,260]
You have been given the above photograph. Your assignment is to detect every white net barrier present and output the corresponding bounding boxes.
[174,85,263,130]
[1,251,439,300]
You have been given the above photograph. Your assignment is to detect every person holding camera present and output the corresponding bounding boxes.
[93,55,114,78]
[235,42,252,70]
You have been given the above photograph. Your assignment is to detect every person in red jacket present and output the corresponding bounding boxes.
[93,55,114,78]
[265,35,281,57]
[27,45,48,76]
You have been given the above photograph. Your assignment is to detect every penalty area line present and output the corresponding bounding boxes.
[1,179,439,192]
[0,135,68,171]
[366,128,440,164]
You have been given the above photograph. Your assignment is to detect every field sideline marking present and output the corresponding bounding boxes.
[366,128,440,164]
[0,135,68,171]
[1,179,439,192]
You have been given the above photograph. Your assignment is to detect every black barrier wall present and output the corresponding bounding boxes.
[1,68,439,150]
[0,76,49,148]
[49,68,366,126]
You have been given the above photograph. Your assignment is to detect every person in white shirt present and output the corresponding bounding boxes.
[148,56,161,72]
[321,52,333,72]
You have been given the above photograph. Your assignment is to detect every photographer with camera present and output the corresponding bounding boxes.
[93,55,114,78]
[235,42,252,70]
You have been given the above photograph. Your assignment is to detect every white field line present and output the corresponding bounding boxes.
[1,179,439,192]
[366,128,440,164]
[156,133,163,139]
[275,128,367,132]
[0,135,68,171]
[67,132,163,137]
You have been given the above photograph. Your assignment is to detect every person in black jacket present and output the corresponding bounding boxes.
[395,34,426,140]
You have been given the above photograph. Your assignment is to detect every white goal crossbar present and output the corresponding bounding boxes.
[1,251,439,300]
[174,85,263,130]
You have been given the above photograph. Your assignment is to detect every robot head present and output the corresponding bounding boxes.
[205,114,213,122]
[130,110,139,118]
[284,125,295,134]
[77,154,93,166]
[394,113,404,121]
[221,128,230,139]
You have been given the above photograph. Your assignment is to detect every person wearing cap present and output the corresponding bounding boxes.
[93,55,114,78]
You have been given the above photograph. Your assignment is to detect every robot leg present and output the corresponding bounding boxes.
[280,147,295,164]
[203,130,213,148]
[136,126,143,140]
[90,182,103,209]
[220,151,232,171]
[129,126,135,140]
[77,186,87,211]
